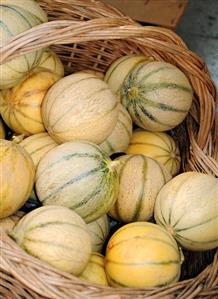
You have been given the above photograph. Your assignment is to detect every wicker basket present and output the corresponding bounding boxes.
[0,1,217,298]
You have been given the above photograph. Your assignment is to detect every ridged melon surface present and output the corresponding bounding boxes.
[0,69,60,136]
[109,154,171,223]
[104,55,153,100]
[35,48,64,77]
[121,61,193,131]
[105,222,183,288]
[99,104,132,156]
[87,214,110,252]
[36,141,119,223]
[10,205,91,274]
[1,0,48,22]
[80,252,108,285]
[19,133,57,166]
[42,72,119,144]
[0,140,35,218]
[0,1,47,89]
[126,130,181,176]
[154,172,218,251]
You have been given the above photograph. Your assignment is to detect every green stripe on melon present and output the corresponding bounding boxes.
[36,141,119,223]
[99,104,132,155]
[19,133,57,166]
[0,2,47,89]
[87,214,109,252]
[104,55,153,101]
[0,69,60,136]
[109,154,171,223]
[42,72,119,144]
[1,1,47,22]
[126,130,181,176]
[35,48,64,78]
[10,205,91,274]
[105,221,183,288]
[121,61,193,131]
[154,172,218,251]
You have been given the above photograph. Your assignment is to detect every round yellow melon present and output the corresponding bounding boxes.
[36,141,119,223]
[104,55,153,101]
[42,72,119,144]
[154,172,218,251]
[109,154,171,223]
[0,1,47,89]
[35,48,64,78]
[19,133,57,166]
[121,61,193,131]
[126,130,181,176]
[105,222,183,288]
[0,139,35,218]
[10,205,91,274]
[83,69,104,80]
[80,253,108,285]
[99,104,132,156]
[87,214,110,252]
[0,69,60,136]
[0,118,5,139]
[0,211,25,232]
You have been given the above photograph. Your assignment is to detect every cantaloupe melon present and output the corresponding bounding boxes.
[0,118,5,139]
[0,1,47,89]
[14,133,57,209]
[35,48,64,77]
[36,141,119,223]
[80,253,108,285]
[104,55,153,100]
[121,61,193,131]
[99,104,132,156]
[0,139,35,218]
[105,222,183,288]
[126,130,181,176]
[154,172,218,251]
[1,0,47,22]
[42,72,119,144]
[109,154,171,223]
[87,214,110,252]
[10,205,91,274]
[19,133,57,166]
[0,69,60,136]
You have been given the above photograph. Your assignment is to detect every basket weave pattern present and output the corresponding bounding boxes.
[0,0,217,298]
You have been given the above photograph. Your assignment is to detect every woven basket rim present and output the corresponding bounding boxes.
[0,1,217,298]
[1,227,218,299]
[0,15,217,176]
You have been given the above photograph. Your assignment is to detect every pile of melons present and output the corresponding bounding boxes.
[0,0,217,289]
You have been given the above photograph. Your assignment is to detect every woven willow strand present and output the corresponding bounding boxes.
[0,0,217,298]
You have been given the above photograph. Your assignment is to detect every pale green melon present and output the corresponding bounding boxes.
[87,214,110,252]
[109,154,171,223]
[99,104,132,156]
[35,48,64,77]
[36,141,119,223]
[154,172,218,251]
[10,205,91,274]
[121,61,193,131]
[104,55,153,101]
[0,1,47,89]
[42,72,119,144]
